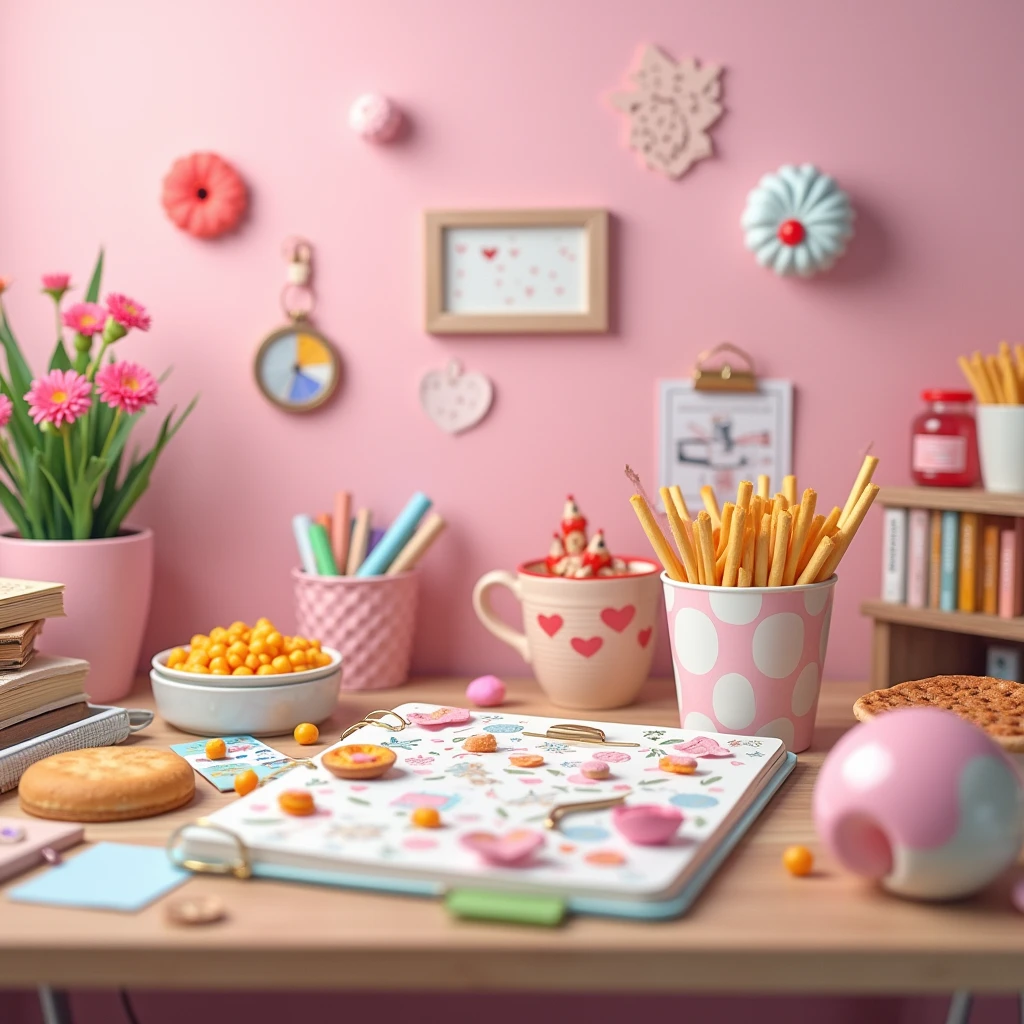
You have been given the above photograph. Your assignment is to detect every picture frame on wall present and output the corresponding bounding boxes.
[424,208,608,334]
[657,378,794,510]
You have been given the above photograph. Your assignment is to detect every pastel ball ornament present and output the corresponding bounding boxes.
[813,707,1024,901]
[741,164,854,277]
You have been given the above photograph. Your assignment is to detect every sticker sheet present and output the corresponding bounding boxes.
[195,705,786,902]
[170,735,294,792]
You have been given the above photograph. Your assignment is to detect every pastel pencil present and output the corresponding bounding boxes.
[356,492,432,577]
[308,522,339,576]
[292,515,317,575]
[332,491,352,572]
[387,513,446,575]
[346,509,371,575]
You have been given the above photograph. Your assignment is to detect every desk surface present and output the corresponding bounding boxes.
[1,678,1023,995]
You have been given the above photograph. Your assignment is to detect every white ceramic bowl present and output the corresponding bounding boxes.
[151,646,341,688]
[150,668,342,737]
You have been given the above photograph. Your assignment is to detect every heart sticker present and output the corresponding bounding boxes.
[571,636,603,658]
[419,359,494,435]
[537,613,564,637]
[638,627,652,648]
[481,247,498,260]
[460,829,544,867]
[600,605,635,632]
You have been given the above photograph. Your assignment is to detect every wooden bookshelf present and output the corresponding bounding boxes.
[863,486,1024,687]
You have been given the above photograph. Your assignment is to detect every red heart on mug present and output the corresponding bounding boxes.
[537,614,563,637]
[571,636,603,658]
[600,605,635,632]
[638,627,652,648]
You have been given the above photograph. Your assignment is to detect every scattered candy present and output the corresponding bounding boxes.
[463,733,498,753]
[612,804,683,846]
[322,744,397,780]
[659,755,698,775]
[783,845,814,877]
[466,675,506,708]
[205,738,227,760]
[40,846,61,865]
[165,618,331,676]
[509,754,545,768]
[293,722,319,745]
[0,825,25,844]
[234,769,259,797]
[585,849,627,867]
[406,707,472,728]
[580,760,611,780]
[460,829,544,867]
[278,789,316,817]
[165,895,227,926]
[675,736,732,758]
[411,807,442,829]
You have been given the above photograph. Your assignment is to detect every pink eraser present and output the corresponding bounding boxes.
[348,94,402,142]
[466,675,505,708]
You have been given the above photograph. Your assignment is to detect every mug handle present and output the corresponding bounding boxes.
[472,570,531,664]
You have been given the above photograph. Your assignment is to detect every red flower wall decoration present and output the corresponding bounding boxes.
[161,152,248,239]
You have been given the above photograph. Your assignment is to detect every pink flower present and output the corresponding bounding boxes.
[62,302,108,337]
[0,395,12,428]
[24,370,92,428]
[104,293,151,332]
[95,361,158,414]
[0,277,11,297]
[41,274,71,291]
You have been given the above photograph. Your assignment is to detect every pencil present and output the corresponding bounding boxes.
[387,512,446,574]
[332,491,352,572]
[346,508,372,575]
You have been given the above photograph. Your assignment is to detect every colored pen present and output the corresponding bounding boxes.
[292,515,317,574]
[356,492,432,577]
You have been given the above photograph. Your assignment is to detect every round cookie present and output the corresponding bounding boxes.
[321,744,396,780]
[19,747,195,822]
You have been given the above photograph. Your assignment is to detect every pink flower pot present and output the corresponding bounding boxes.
[0,528,154,704]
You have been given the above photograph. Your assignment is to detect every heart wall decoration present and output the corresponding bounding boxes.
[419,358,494,435]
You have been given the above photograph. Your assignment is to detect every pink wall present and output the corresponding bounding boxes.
[3,0,1024,686]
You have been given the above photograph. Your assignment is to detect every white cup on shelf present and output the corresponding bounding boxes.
[977,406,1024,493]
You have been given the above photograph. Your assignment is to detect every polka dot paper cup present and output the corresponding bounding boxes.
[663,573,837,753]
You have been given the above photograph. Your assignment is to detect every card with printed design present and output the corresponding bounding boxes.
[170,735,293,792]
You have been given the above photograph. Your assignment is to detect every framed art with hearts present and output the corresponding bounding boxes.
[424,208,608,334]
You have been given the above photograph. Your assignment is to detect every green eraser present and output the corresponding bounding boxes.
[445,889,565,927]
[308,522,339,575]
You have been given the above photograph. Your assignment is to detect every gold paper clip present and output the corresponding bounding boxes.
[521,723,640,748]
[340,709,409,740]
[166,819,253,880]
[545,794,629,830]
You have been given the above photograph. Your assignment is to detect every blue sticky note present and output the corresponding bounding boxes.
[7,842,188,913]
[170,735,291,792]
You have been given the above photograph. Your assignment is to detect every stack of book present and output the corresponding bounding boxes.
[881,507,1024,617]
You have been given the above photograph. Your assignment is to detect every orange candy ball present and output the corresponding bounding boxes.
[411,807,441,829]
[205,738,227,760]
[782,845,814,877]
[234,769,258,796]
[172,620,326,674]
[293,722,319,745]
[278,789,316,816]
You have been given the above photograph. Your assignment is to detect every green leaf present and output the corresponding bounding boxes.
[700,776,722,787]
[0,480,32,539]
[48,342,72,372]
[37,462,75,525]
[0,305,36,400]
[84,249,104,303]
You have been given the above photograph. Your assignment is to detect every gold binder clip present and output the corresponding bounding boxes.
[340,709,409,740]
[545,794,629,830]
[521,723,640,748]
[166,819,253,880]
[692,342,758,392]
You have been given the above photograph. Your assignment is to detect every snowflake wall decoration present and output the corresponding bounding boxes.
[610,45,724,180]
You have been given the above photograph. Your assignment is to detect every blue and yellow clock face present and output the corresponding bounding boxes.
[254,325,340,412]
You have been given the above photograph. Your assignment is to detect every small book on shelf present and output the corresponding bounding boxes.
[0,655,89,732]
[0,579,64,631]
[882,508,907,603]
[928,510,943,610]
[982,522,1001,615]
[939,510,960,612]
[0,620,42,670]
[998,521,1024,619]
[906,508,930,608]
[958,512,980,613]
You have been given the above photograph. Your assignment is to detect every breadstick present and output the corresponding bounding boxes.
[839,455,878,528]
[797,535,835,585]
[737,567,752,588]
[716,503,735,558]
[629,494,685,581]
[1000,352,1021,404]
[1016,344,1024,389]
[768,501,781,565]
[668,485,690,523]
[723,507,746,587]
[774,492,789,512]
[769,510,792,587]
[784,488,817,586]
[756,474,770,500]
[754,512,771,587]
[986,354,1007,403]
[973,352,1000,404]
[795,513,826,576]
[783,475,797,505]
[660,486,699,584]
[740,515,755,581]
[749,495,763,536]
[958,355,989,404]
[695,512,716,587]
[701,485,721,530]
[736,480,753,512]
[816,483,880,581]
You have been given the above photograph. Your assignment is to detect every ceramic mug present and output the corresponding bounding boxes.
[977,405,1024,493]
[472,558,662,710]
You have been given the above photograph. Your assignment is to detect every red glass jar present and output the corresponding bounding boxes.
[911,390,980,487]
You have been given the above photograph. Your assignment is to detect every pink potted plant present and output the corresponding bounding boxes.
[0,252,197,701]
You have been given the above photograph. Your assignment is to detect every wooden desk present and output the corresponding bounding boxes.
[1,678,1022,995]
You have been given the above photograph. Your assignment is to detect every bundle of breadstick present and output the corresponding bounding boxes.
[957,342,1024,404]
[627,457,879,587]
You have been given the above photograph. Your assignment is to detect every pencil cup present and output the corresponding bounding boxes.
[663,574,837,753]
[292,568,419,690]
[977,405,1024,493]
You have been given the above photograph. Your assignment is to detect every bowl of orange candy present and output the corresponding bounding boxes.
[150,619,342,736]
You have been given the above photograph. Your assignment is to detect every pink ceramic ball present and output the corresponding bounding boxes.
[466,674,506,708]
[348,93,402,142]
[814,707,1024,900]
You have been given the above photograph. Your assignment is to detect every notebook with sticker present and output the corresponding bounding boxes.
[172,702,795,921]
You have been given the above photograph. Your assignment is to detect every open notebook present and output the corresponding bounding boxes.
[177,703,795,921]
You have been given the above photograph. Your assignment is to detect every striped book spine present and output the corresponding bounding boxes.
[958,512,979,612]
[928,510,943,610]
[906,508,930,608]
[939,510,959,612]
[982,522,1000,615]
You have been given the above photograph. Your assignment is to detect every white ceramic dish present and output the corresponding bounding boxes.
[150,668,342,737]
[151,646,341,688]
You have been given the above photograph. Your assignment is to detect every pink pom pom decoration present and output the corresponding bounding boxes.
[348,93,402,142]
[466,675,505,708]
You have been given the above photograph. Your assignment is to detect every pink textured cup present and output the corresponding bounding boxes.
[663,573,837,753]
[292,567,418,690]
